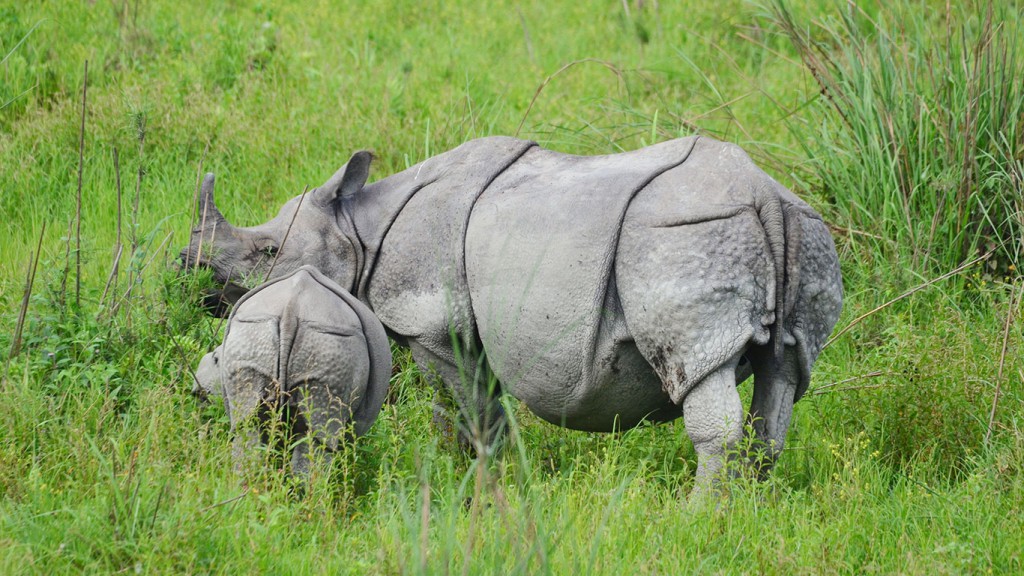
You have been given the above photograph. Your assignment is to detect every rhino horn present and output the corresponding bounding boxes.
[197,173,230,227]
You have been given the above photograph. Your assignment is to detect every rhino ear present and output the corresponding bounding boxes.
[322,150,373,200]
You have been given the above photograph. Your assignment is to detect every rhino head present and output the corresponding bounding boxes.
[179,151,374,314]
[192,347,223,400]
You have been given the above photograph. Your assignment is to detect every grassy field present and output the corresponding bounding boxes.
[2,0,1023,573]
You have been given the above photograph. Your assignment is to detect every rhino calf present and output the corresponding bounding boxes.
[193,266,391,476]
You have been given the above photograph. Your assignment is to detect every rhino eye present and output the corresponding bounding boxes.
[260,245,278,258]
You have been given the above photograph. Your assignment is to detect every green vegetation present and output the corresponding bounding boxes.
[1,0,1022,573]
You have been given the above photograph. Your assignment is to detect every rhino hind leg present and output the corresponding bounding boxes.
[679,352,746,498]
[409,340,505,454]
[226,383,272,477]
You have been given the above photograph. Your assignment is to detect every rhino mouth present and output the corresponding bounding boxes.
[177,247,249,317]
[201,283,249,317]
[190,380,210,401]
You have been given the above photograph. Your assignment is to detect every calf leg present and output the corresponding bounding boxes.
[231,428,261,476]
[680,354,746,498]
[227,392,264,477]
[747,345,801,476]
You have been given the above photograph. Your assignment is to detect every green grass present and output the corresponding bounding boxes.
[2,0,1023,573]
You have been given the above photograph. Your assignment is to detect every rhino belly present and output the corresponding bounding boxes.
[511,334,681,432]
[487,283,682,432]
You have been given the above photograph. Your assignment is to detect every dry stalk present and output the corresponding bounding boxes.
[826,222,887,241]
[100,147,123,309]
[185,142,211,270]
[160,321,201,387]
[810,370,888,396]
[108,230,174,316]
[125,110,146,325]
[75,60,88,309]
[811,383,889,396]
[99,245,124,311]
[7,223,46,375]
[265,185,310,281]
[515,59,624,137]
[59,218,73,307]
[985,281,1021,444]
[199,489,249,516]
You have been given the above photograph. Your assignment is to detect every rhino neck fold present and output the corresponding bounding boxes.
[335,207,368,295]
[344,177,438,302]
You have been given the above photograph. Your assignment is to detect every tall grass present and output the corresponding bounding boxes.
[768,0,1024,277]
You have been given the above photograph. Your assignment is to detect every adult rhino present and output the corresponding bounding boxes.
[180,135,843,495]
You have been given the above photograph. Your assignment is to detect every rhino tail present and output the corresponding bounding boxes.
[781,202,803,358]
[277,299,300,400]
[759,187,820,404]
[755,190,787,363]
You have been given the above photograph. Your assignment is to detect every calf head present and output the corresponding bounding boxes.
[192,347,223,400]
[179,151,373,314]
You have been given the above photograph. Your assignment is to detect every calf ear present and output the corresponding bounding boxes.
[322,150,374,200]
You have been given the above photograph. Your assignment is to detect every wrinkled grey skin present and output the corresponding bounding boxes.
[193,265,391,476]
[181,136,843,496]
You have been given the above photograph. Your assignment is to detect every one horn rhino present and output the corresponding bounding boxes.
[192,265,391,477]
[180,135,843,498]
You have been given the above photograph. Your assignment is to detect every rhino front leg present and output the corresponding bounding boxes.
[680,354,746,499]
[409,340,505,454]
[746,346,800,476]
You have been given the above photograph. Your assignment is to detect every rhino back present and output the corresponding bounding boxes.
[464,137,699,423]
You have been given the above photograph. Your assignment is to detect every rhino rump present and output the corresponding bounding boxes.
[215,266,391,445]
